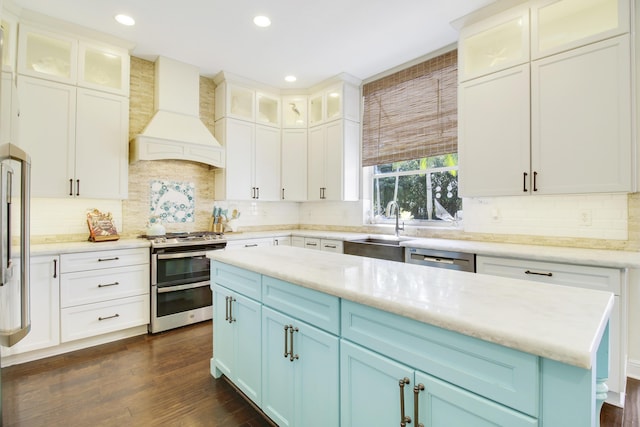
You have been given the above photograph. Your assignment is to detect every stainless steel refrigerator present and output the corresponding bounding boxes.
[0,143,31,426]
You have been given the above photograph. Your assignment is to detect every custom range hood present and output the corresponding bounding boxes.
[130,56,224,168]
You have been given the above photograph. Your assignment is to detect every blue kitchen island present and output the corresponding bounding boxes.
[208,245,612,427]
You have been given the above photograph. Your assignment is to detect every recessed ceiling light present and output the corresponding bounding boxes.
[115,14,135,26]
[284,75,297,83]
[253,15,271,28]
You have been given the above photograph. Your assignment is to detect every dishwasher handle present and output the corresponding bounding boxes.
[421,256,454,265]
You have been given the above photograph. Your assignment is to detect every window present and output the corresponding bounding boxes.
[362,49,461,225]
[371,154,461,224]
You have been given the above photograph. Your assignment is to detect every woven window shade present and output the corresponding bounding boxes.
[362,50,458,167]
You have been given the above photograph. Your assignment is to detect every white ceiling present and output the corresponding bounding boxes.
[8,0,495,89]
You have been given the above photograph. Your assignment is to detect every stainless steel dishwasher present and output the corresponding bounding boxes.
[405,247,476,272]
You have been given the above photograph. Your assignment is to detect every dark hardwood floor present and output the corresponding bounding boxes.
[1,321,273,427]
[0,320,637,426]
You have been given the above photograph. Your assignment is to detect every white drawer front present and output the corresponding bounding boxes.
[476,255,621,295]
[321,239,343,253]
[61,264,149,308]
[61,294,150,342]
[61,248,149,273]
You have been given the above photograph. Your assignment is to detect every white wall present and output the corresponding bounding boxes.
[463,193,629,240]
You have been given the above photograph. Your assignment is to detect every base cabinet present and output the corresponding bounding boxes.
[212,261,607,426]
[340,339,414,426]
[213,284,262,404]
[262,307,339,427]
[1,256,60,357]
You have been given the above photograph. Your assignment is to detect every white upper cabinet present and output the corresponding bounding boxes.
[17,24,129,96]
[458,6,530,82]
[531,0,629,59]
[458,0,633,196]
[309,81,360,127]
[215,80,280,126]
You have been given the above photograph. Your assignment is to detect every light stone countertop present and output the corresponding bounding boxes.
[30,238,150,256]
[208,245,613,370]
[226,229,640,269]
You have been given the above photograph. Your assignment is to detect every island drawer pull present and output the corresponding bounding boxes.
[414,384,425,427]
[524,270,553,277]
[289,325,299,362]
[284,325,289,357]
[98,313,120,321]
[399,377,411,426]
[98,281,120,288]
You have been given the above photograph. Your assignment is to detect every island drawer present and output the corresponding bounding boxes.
[61,294,150,342]
[262,276,340,335]
[341,300,539,416]
[61,248,149,273]
[61,264,149,308]
[212,261,262,301]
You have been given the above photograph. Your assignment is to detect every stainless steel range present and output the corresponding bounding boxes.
[145,231,226,333]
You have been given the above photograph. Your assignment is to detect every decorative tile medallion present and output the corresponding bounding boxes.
[150,180,195,223]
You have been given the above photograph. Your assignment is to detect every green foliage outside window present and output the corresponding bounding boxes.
[372,154,462,222]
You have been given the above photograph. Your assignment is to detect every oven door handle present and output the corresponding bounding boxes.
[156,281,210,293]
[156,251,209,260]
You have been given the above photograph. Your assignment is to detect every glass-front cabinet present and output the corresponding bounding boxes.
[18,25,77,84]
[531,0,629,59]
[256,92,280,126]
[17,24,130,95]
[78,42,130,95]
[282,95,308,128]
[215,79,280,126]
[458,6,530,82]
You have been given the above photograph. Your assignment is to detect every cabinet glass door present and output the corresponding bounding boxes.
[326,87,342,121]
[460,7,529,81]
[81,45,124,91]
[257,93,280,126]
[282,96,307,127]
[532,0,627,58]
[229,85,254,120]
[22,29,76,82]
[309,94,323,126]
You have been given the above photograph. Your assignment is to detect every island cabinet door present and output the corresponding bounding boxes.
[261,307,339,427]
[413,372,538,427]
[212,285,262,405]
[340,339,415,427]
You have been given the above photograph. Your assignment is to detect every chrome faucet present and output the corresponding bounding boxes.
[386,201,405,238]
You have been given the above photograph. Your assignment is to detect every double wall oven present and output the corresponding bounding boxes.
[147,232,226,333]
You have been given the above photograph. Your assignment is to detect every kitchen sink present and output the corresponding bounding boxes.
[343,237,412,262]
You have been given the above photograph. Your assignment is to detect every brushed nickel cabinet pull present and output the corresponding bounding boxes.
[225,296,230,322]
[228,297,236,323]
[98,257,120,262]
[98,313,120,321]
[525,270,553,277]
[98,281,119,288]
[399,377,411,426]
[288,325,299,362]
[414,384,425,427]
[76,179,80,196]
[69,179,73,196]
[324,245,337,249]
[284,325,289,358]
